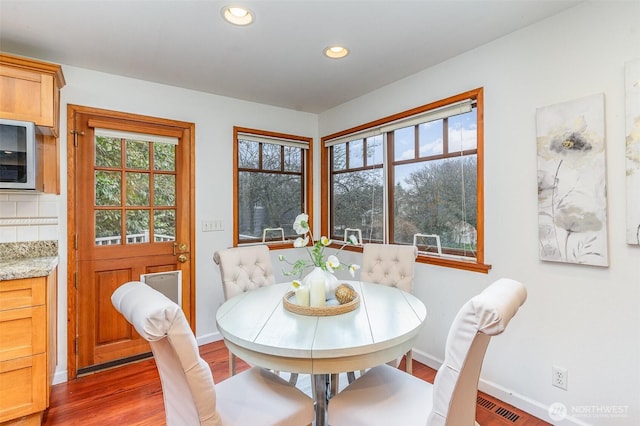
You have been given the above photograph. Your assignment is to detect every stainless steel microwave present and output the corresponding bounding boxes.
[0,118,37,190]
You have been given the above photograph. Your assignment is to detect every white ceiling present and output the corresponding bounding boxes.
[0,0,581,114]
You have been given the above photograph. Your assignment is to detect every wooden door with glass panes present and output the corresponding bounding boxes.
[69,106,194,376]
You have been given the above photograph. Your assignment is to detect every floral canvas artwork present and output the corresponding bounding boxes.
[537,93,608,266]
[625,59,640,245]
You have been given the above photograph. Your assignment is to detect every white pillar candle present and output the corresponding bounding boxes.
[295,286,310,306]
[309,279,326,307]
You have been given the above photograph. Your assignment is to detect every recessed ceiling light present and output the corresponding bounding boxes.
[324,46,349,59]
[221,5,254,26]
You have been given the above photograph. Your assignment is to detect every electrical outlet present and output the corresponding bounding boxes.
[552,365,568,390]
[202,220,224,232]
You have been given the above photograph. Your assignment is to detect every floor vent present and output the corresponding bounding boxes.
[477,395,496,410]
[495,406,521,423]
[477,395,521,423]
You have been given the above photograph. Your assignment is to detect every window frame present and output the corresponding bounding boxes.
[320,88,490,273]
[233,126,313,249]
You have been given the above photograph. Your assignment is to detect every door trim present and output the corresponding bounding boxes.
[66,104,196,379]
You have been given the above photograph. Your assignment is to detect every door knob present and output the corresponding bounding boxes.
[178,254,187,263]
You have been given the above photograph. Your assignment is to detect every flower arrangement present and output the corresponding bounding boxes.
[278,213,360,284]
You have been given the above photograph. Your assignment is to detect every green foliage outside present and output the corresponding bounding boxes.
[94,136,176,242]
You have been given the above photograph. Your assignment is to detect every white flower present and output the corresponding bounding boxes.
[349,264,360,277]
[325,255,340,273]
[279,212,362,280]
[293,213,309,235]
[293,236,309,248]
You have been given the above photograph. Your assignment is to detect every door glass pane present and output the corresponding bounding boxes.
[126,140,149,169]
[154,209,176,242]
[93,130,181,247]
[154,142,176,171]
[95,171,121,206]
[154,174,176,206]
[95,210,121,245]
[126,210,150,244]
[126,172,150,206]
[95,136,121,167]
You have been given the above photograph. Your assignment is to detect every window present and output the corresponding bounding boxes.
[93,128,177,246]
[234,127,313,246]
[322,88,489,273]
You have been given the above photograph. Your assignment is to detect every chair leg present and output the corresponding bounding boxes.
[330,373,339,397]
[405,349,413,374]
[289,372,299,385]
[229,349,236,376]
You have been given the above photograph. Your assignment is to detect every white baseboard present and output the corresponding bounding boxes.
[51,332,223,386]
[197,331,222,346]
[411,348,587,426]
[53,369,67,385]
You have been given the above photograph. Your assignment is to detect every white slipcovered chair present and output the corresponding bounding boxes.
[213,244,276,299]
[111,281,313,426]
[213,245,285,378]
[361,243,419,373]
[328,278,527,426]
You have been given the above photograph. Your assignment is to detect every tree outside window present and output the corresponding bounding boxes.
[234,127,312,246]
[322,88,489,273]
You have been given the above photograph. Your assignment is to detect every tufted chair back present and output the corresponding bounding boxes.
[428,277,527,426]
[112,281,313,426]
[213,245,276,300]
[213,244,277,377]
[327,278,527,426]
[361,244,418,293]
[112,281,221,425]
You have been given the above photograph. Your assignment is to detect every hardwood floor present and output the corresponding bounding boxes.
[43,340,550,425]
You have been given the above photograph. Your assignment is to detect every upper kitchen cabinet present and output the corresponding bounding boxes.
[0,53,65,137]
[1,53,65,194]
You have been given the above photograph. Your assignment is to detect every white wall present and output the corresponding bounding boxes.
[50,67,317,382]
[2,2,638,424]
[319,2,639,425]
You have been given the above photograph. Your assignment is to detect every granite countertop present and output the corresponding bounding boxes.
[0,240,59,281]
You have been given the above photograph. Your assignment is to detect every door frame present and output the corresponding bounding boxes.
[66,104,196,379]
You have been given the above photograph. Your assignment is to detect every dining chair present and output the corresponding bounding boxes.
[111,281,313,426]
[213,244,276,300]
[328,278,527,426]
[361,243,419,373]
[213,245,289,379]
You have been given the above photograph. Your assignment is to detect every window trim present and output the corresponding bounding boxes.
[233,126,314,249]
[320,88,491,273]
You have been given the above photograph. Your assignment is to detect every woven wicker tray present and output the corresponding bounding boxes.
[283,290,360,316]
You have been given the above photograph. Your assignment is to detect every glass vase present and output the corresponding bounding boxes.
[302,266,339,301]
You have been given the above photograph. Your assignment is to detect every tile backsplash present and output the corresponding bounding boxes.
[0,192,60,243]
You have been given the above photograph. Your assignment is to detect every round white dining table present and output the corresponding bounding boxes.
[215,280,427,426]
